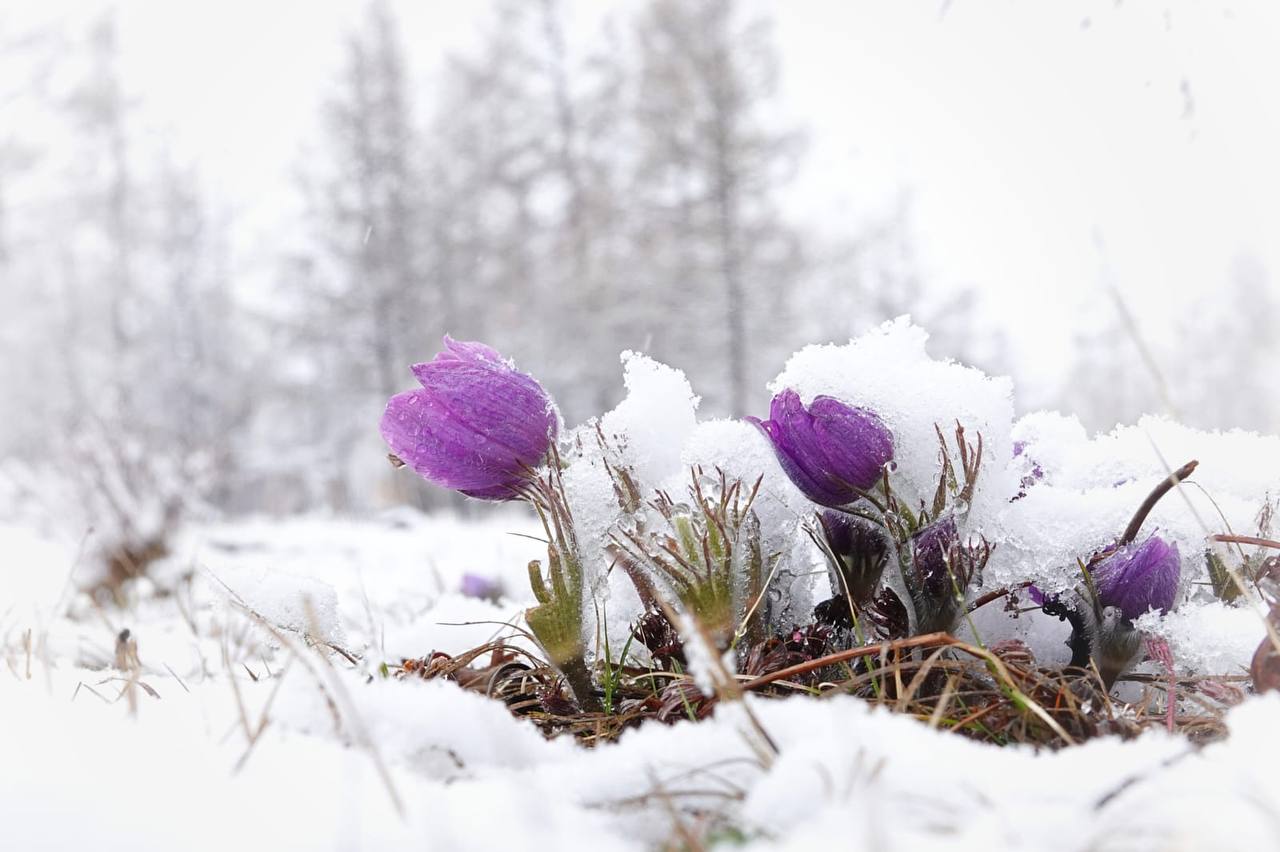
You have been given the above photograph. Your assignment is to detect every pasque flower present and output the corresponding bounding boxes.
[1090,534,1181,621]
[380,337,558,499]
[902,515,985,634]
[1036,533,1181,687]
[812,508,891,631]
[460,572,502,601]
[748,389,894,507]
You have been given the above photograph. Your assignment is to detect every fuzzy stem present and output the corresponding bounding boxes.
[558,654,601,713]
[1120,460,1197,545]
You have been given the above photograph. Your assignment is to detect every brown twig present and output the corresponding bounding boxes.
[1212,534,1280,551]
[966,582,1033,614]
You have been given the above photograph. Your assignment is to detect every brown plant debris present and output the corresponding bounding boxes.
[391,629,1237,749]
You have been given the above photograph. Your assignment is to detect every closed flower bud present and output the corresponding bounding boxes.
[748,388,894,507]
[1090,534,1181,622]
[903,515,988,635]
[818,509,889,605]
[909,515,959,598]
[380,337,558,500]
[1035,534,1182,687]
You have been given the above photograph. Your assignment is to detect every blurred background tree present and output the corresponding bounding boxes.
[0,0,1273,558]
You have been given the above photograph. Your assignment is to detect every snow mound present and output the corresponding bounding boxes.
[211,562,345,645]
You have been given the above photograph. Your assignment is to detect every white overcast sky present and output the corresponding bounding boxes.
[6,0,1278,408]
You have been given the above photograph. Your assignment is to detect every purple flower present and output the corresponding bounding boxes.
[1010,441,1044,502]
[460,572,502,601]
[380,337,558,500]
[1090,534,1181,621]
[748,389,894,507]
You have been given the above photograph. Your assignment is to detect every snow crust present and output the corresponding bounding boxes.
[3,531,1280,852]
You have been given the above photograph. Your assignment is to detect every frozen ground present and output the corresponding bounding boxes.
[3,511,1280,852]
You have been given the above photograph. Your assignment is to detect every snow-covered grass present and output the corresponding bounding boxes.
[2,511,1279,851]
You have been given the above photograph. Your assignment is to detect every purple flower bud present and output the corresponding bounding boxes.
[380,337,558,500]
[902,514,985,635]
[1090,534,1181,621]
[819,509,889,604]
[909,515,959,597]
[747,389,894,507]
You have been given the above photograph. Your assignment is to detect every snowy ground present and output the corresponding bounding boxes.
[3,511,1280,852]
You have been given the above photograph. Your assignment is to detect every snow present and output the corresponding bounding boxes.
[1137,601,1267,677]
[0,510,1276,850]
[771,317,1019,536]
[3,551,1280,852]
[600,351,700,488]
[566,351,702,655]
[991,413,1280,608]
[5,318,1280,849]
[212,561,345,645]
[414,319,1280,673]
[0,523,79,619]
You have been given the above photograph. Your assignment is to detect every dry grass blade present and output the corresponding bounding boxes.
[1213,534,1280,551]
[226,594,406,819]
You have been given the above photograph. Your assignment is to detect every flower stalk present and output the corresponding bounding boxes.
[521,457,601,713]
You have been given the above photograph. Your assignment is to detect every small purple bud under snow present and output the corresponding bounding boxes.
[1091,534,1181,621]
[460,572,501,601]
[819,509,889,603]
[747,389,894,507]
[909,515,959,596]
[1012,440,1044,483]
[380,337,558,500]
[819,509,883,560]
